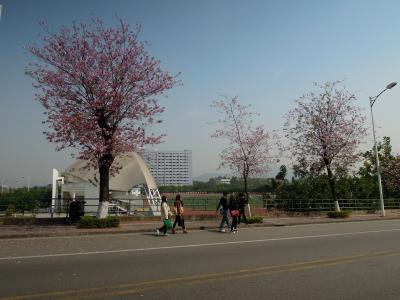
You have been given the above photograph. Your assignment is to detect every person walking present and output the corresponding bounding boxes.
[157,195,172,236]
[67,199,80,224]
[216,191,230,232]
[172,194,188,234]
[238,192,248,224]
[229,194,240,233]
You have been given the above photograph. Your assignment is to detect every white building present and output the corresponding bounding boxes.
[52,152,162,216]
[219,177,231,184]
[142,150,193,186]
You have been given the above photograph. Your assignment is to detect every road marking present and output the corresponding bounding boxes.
[1,249,400,300]
[1,228,400,261]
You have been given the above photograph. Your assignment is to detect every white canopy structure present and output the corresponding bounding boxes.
[52,152,161,216]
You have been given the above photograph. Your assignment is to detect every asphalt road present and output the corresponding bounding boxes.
[1,220,400,299]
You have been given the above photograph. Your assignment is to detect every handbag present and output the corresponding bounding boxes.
[164,219,173,230]
[230,210,240,217]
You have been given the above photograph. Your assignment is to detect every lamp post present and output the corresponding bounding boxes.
[369,82,397,217]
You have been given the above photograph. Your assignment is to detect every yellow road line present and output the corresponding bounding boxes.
[2,249,400,300]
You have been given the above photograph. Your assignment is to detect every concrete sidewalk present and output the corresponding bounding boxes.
[1,211,400,239]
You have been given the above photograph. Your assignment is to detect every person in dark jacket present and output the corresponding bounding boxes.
[229,194,240,233]
[216,192,230,232]
[172,194,187,234]
[68,200,81,224]
[238,192,248,224]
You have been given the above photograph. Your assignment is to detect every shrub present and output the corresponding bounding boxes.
[327,211,350,218]
[246,216,263,224]
[2,217,36,225]
[78,216,120,228]
[5,205,16,217]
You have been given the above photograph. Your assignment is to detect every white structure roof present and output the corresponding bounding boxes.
[62,152,157,191]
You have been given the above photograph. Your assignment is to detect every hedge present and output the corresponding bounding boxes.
[78,216,120,228]
[246,216,263,224]
[327,211,350,218]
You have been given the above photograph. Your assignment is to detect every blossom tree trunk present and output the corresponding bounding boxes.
[324,160,340,211]
[97,153,112,218]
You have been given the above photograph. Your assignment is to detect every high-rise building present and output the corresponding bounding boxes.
[142,150,193,186]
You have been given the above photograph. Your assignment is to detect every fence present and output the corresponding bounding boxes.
[1,197,400,217]
[264,198,400,212]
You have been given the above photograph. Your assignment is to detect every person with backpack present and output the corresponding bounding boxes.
[216,191,230,232]
[157,195,172,236]
[172,194,188,234]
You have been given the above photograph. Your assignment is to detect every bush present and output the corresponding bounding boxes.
[5,205,16,217]
[2,217,36,225]
[1,217,67,225]
[78,216,120,228]
[327,211,350,218]
[246,216,263,224]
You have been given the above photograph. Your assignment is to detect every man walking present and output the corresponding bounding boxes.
[216,192,230,232]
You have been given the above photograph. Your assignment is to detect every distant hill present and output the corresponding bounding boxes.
[193,172,227,182]
[194,164,288,182]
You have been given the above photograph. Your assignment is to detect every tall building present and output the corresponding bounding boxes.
[142,150,193,186]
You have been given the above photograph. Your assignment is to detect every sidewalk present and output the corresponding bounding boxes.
[1,211,400,239]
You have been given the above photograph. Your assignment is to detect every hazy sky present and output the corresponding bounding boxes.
[1,0,400,187]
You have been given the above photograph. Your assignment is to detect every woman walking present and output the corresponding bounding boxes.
[229,194,240,233]
[172,194,188,234]
[157,195,172,236]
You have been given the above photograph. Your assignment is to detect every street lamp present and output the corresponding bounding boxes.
[369,82,397,217]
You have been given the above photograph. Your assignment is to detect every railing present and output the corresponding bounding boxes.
[264,198,400,212]
[1,197,399,217]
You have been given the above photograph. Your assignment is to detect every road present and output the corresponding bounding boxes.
[1,220,400,299]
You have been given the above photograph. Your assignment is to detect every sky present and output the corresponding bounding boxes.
[1,0,400,187]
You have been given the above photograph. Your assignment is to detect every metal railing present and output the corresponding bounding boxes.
[1,197,399,217]
[264,198,400,212]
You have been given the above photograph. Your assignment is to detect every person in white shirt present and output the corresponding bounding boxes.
[157,195,172,236]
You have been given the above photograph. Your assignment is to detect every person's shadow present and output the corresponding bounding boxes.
[141,232,170,237]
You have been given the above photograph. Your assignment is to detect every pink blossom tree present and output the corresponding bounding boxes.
[26,19,178,217]
[284,81,368,211]
[211,96,275,200]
